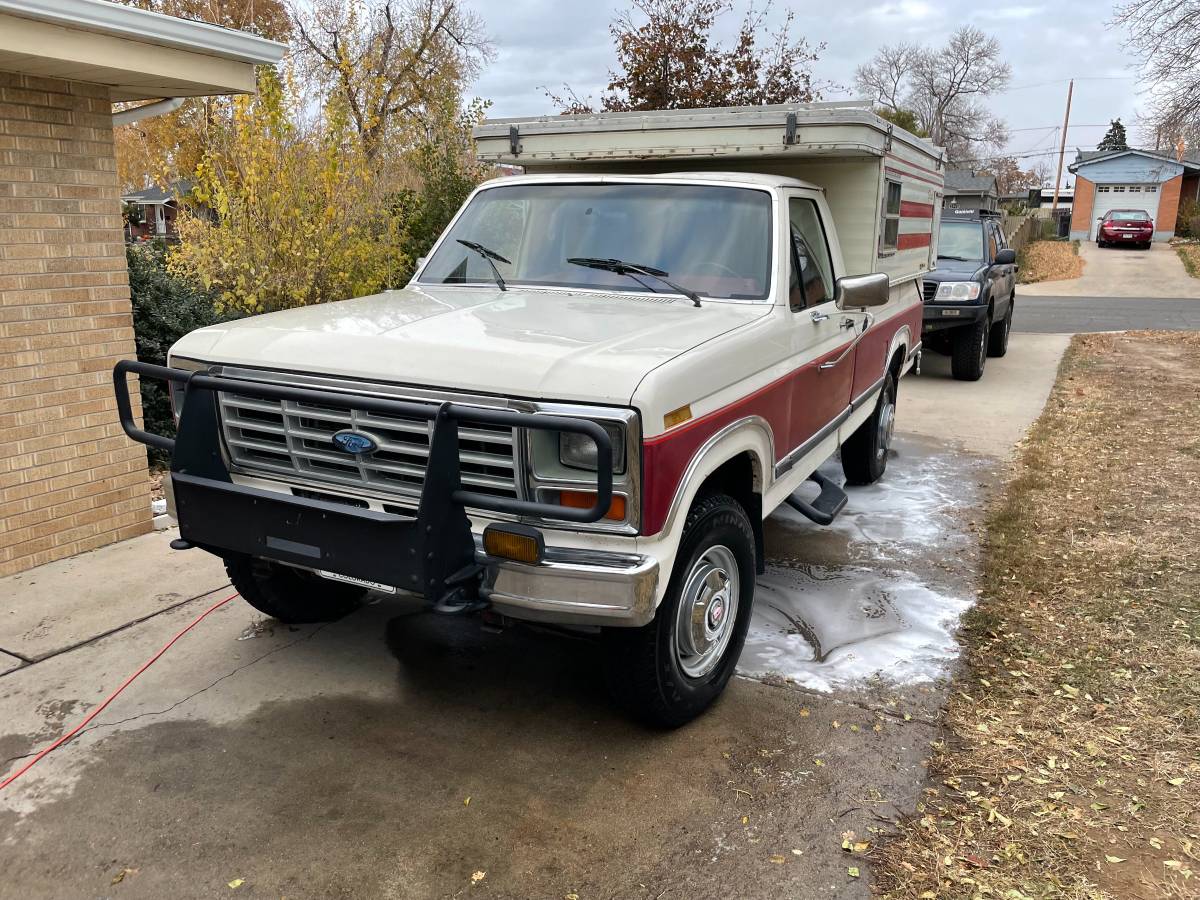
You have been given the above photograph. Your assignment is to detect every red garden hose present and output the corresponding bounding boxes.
[0,592,239,792]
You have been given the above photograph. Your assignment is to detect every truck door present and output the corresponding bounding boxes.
[784,194,856,455]
[988,221,1014,311]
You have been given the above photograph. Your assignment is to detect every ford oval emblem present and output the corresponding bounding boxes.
[331,430,378,455]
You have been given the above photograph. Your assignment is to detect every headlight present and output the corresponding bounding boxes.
[165,355,210,424]
[559,423,626,473]
[934,281,981,301]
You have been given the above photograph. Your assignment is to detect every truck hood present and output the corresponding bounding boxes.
[171,285,772,405]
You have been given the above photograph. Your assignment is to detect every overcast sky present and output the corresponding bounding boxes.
[466,0,1149,181]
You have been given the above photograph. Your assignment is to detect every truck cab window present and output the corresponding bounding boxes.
[788,197,834,311]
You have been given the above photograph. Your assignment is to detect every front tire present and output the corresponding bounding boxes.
[841,369,896,485]
[987,302,1012,357]
[225,555,365,624]
[602,493,755,727]
[951,314,989,381]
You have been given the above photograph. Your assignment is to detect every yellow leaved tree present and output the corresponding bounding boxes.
[169,67,409,315]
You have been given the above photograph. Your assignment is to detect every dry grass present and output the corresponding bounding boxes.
[1176,244,1200,279]
[875,332,1200,899]
[1018,239,1085,284]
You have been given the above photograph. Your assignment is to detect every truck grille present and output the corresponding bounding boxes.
[921,280,938,302]
[217,389,519,504]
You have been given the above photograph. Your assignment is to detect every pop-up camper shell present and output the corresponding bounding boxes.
[473,102,946,288]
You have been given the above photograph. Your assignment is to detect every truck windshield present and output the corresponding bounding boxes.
[937,220,985,261]
[419,183,773,301]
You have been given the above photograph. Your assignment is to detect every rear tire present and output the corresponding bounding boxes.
[602,493,755,728]
[987,302,1012,358]
[225,555,365,624]
[841,370,896,485]
[951,315,989,381]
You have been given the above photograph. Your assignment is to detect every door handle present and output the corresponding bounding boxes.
[810,310,830,323]
[818,312,875,370]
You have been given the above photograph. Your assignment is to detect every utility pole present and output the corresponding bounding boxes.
[1052,79,1073,211]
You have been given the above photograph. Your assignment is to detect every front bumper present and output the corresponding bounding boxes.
[482,543,658,627]
[922,302,988,333]
[116,360,626,620]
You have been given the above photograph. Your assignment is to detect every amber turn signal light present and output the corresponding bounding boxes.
[558,490,626,521]
[482,524,545,564]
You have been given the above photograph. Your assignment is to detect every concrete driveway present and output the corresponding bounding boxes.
[0,341,1069,899]
[1020,241,1200,298]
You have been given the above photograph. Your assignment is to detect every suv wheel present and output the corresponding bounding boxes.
[987,302,1012,358]
[951,315,989,381]
[602,493,755,727]
[225,555,366,624]
[841,369,896,485]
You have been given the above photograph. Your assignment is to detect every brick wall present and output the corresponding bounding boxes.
[1156,174,1183,238]
[1070,176,1094,236]
[0,72,150,577]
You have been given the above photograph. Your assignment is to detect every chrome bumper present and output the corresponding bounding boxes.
[478,544,659,628]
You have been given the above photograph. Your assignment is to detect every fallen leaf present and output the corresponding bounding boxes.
[565,894,579,900]
[464,796,471,806]
[228,879,244,890]
[1105,855,1125,864]
[847,866,860,878]
[791,849,803,856]
[769,854,786,864]
[1168,778,1187,787]
[799,708,810,717]
[111,868,138,885]
[471,871,486,884]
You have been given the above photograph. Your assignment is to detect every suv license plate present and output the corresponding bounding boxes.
[318,570,397,593]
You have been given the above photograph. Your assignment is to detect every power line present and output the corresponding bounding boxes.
[999,75,1137,93]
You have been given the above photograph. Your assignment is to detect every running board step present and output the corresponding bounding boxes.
[784,471,848,526]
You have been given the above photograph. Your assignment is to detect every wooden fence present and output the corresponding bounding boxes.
[1001,214,1040,253]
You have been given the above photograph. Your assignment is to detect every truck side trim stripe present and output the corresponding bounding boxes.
[899,200,935,219]
[896,232,931,250]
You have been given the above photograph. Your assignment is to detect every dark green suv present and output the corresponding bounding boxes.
[921,210,1017,381]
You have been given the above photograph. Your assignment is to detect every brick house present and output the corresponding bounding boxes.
[0,0,283,577]
[122,181,192,242]
[1068,148,1200,242]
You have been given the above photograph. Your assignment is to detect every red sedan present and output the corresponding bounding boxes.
[1097,209,1154,249]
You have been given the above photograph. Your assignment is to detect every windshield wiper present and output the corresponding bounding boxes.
[937,254,976,262]
[567,257,702,307]
[456,239,509,291]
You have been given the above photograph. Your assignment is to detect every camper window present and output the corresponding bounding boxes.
[881,179,902,253]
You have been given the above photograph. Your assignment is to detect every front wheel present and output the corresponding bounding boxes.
[602,493,756,727]
[951,315,989,381]
[841,370,896,485]
[988,302,1012,357]
[225,555,366,624]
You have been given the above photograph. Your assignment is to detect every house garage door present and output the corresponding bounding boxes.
[1089,184,1161,239]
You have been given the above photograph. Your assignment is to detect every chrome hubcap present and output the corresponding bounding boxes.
[674,545,740,679]
[877,394,896,460]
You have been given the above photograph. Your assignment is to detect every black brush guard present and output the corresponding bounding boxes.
[113,360,613,612]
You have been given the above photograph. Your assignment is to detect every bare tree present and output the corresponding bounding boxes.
[291,0,493,161]
[854,26,1010,163]
[1114,0,1200,155]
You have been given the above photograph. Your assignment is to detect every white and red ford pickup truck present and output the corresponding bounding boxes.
[115,103,945,725]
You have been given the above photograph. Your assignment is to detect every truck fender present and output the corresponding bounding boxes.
[641,416,773,604]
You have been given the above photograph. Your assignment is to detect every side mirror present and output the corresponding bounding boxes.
[995,248,1016,265]
[835,272,890,310]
